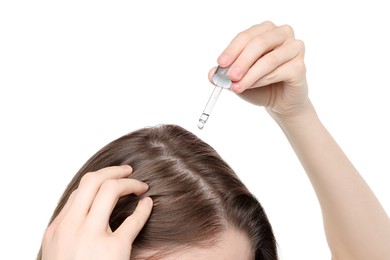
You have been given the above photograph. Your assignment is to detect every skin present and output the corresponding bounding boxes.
[41,21,390,259]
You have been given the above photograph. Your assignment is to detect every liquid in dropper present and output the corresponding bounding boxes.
[197,66,231,129]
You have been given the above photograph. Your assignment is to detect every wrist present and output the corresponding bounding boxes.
[268,99,319,131]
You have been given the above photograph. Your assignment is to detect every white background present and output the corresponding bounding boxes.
[1,1,389,259]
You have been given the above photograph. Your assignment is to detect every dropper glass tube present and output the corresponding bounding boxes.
[197,66,231,129]
[197,86,223,129]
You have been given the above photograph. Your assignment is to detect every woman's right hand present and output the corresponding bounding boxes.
[209,21,309,119]
[41,165,153,260]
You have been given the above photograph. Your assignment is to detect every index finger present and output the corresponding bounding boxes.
[217,21,276,67]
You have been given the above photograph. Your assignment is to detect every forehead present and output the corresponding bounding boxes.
[135,228,252,260]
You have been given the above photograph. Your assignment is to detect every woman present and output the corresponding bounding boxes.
[38,21,390,260]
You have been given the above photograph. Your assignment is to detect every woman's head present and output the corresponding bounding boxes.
[43,124,277,259]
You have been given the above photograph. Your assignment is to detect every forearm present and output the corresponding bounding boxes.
[271,100,390,260]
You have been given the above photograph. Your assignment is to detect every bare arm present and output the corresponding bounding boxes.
[214,21,390,259]
[272,100,390,260]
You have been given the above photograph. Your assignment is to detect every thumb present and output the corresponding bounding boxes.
[115,197,153,243]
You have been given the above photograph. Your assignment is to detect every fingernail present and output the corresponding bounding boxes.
[228,65,243,80]
[141,196,153,205]
[217,54,231,67]
[120,165,132,171]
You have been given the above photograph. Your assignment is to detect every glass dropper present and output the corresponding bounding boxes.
[197,66,232,129]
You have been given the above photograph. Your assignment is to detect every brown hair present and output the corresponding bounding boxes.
[37,124,277,259]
